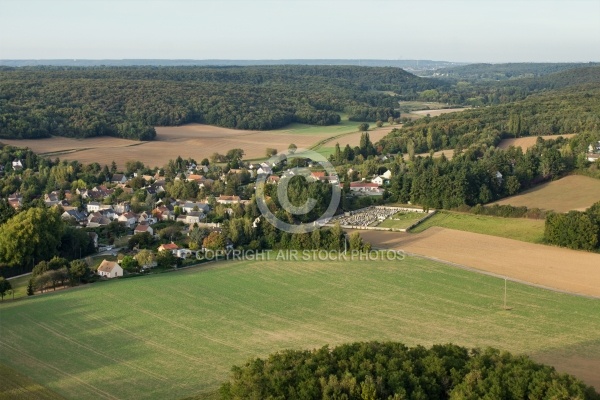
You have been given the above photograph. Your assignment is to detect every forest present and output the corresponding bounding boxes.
[380,83,600,154]
[220,341,599,400]
[0,65,440,140]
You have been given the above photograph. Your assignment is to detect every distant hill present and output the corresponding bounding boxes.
[422,62,600,81]
[0,59,466,74]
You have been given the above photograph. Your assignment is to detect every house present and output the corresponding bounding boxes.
[182,202,210,213]
[7,193,22,209]
[61,209,87,223]
[113,202,130,214]
[349,182,384,195]
[217,195,241,204]
[381,169,392,180]
[87,202,101,213]
[110,174,127,184]
[267,175,280,184]
[134,224,153,235]
[12,160,23,170]
[154,205,176,221]
[310,171,326,180]
[185,211,204,225]
[371,176,385,186]
[186,174,205,183]
[588,154,600,163]
[257,166,272,175]
[118,212,138,228]
[97,260,123,278]
[158,243,179,254]
[44,191,61,207]
[87,215,111,227]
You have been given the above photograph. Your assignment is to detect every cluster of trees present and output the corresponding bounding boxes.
[545,202,600,251]
[31,257,91,293]
[0,65,444,140]
[331,132,377,164]
[386,139,573,209]
[0,207,95,277]
[220,341,599,399]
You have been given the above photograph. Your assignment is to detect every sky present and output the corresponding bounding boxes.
[0,0,599,62]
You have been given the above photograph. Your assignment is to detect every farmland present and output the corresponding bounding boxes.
[354,227,600,298]
[0,363,64,400]
[409,211,545,243]
[377,211,426,230]
[1,257,600,399]
[498,134,577,150]
[0,118,397,168]
[493,175,600,212]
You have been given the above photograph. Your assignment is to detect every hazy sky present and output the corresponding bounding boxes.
[1,0,599,62]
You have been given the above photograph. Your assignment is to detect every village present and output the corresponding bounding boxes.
[5,154,395,280]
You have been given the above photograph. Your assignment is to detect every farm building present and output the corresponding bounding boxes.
[97,260,123,278]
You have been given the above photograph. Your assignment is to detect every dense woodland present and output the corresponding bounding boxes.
[220,341,599,400]
[0,66,443,139]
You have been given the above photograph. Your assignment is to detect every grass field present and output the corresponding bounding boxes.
[5,274,31,301]
[1,257,600,399]
[0,363,64,400]
[493,175,600,212]
[409,211,546,243]
[377,212,425,230]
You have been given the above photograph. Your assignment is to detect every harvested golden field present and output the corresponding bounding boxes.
[493,175,600,212]
[352,227,600,298]
[498,134,577,150]
[411,107,467,117]
[0,122,401,168]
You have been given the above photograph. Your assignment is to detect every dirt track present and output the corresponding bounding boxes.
[354,227,600,298]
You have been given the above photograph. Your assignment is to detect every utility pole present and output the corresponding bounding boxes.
[504,278,508,310]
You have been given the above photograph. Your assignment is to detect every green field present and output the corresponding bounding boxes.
[410,211,546,243]
[5,274,31,301]
[271,113,358,136]
[1,258,599,399]
[377,212,426,230]
[0,363,64,400]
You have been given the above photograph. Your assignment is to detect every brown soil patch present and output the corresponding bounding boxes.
[492,175,600,212]
[353,227,600,298]
[498,134,577,150]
